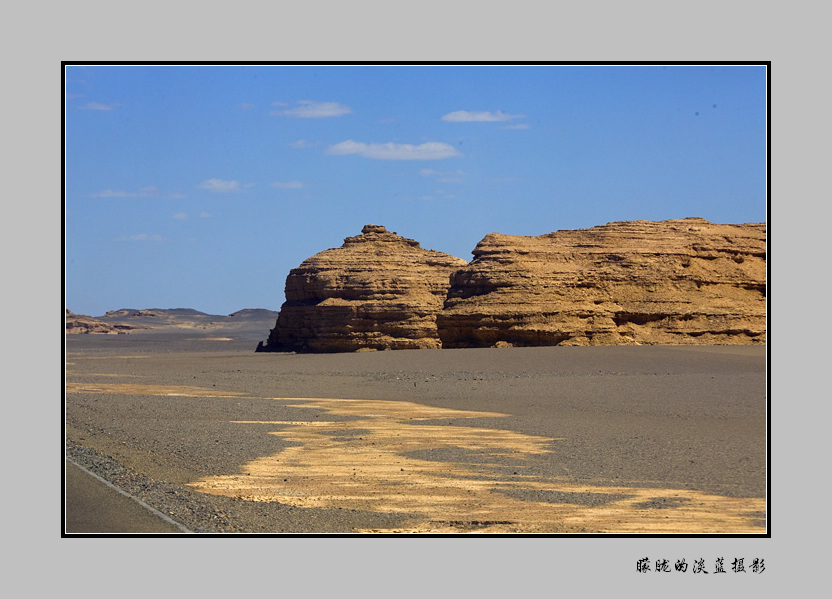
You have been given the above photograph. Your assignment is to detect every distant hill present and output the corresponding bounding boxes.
[66,307,279,339]
[65,309,137,335]
[228,308,282,320]
[102,308,211,318]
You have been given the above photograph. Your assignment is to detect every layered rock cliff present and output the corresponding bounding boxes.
[437,218,766,347]
[259,225,468,352]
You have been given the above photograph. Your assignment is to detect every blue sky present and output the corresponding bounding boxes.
[64,64,767,316]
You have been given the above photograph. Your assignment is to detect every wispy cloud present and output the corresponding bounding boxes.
[272,100,352,118]
[238,102,256,110]
[289,139,316,149]
[271,180,304,189]
[80,101,120,111]
[502,123,530,130]
[197,179,251,193]
[115,233,165,242]
[327,140,460,161]
[441,110,525,122]
[419,168,465,183]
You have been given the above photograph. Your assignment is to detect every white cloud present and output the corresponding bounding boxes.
[199,212,212,218]
[289,139,316,149]
[80,101,119,111]
[327,140,460,160]
[441,110,525,122]
[197,179,249,193]
[271,180,304,189]
[502,123,530,130]
[272,100,352,118]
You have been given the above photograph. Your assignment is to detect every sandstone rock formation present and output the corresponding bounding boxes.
[437,218,766,347]
[259,225,468,352]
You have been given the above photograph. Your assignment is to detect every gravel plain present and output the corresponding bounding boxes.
[65,328,767,534]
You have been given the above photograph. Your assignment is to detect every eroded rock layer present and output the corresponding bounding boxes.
[261,225,468,352]
[437,218,766,347]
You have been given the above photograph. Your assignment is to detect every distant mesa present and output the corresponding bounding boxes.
[258,218,766,353]
[258,224,468,353]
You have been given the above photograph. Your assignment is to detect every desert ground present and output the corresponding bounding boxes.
[65,323,767,534]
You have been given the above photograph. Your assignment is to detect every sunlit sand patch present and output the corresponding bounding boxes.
[189,397,766,534]
[65,382,245,398]
[64,355,151,370]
